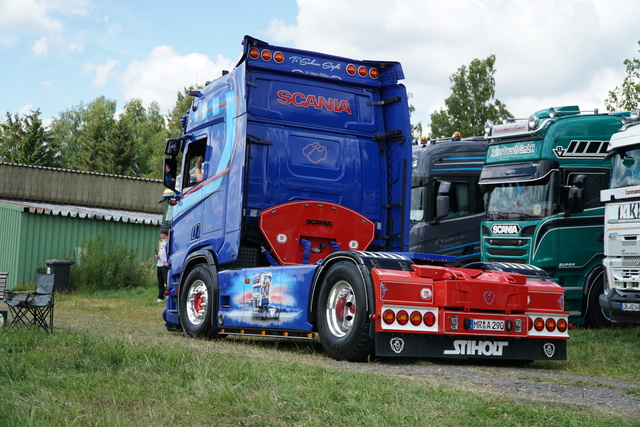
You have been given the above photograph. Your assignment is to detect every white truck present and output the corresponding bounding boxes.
[600,113,640,323]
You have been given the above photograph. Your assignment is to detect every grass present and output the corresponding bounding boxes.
[1,288,639,426]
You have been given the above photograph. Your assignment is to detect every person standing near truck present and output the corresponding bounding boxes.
[156,230,169,302]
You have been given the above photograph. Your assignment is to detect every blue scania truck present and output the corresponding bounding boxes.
[160,36,569,362]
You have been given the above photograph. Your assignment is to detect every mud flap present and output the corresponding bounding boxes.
[375,333,567,361]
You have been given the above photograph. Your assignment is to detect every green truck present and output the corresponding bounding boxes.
[479,106,629,326]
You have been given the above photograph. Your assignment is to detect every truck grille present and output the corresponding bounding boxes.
[622,257,640,267]
[613,268,640,291]
[483,237,530,261]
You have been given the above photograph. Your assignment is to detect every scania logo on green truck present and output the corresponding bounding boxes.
[491,224,521,235]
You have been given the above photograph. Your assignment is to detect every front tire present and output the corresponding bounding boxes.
[584,268,612,328]
[317,261,373,361]
[179,264,218,338]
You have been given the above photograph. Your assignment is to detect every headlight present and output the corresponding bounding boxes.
[631,110,640,121]
[549,107,557,118]
[528,114,539,130]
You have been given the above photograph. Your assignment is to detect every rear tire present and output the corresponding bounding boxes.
[317,261,373,361]
[179,264,218,338]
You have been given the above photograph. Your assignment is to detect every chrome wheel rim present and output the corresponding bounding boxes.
[186,279,208,326]
[326,280,356,338]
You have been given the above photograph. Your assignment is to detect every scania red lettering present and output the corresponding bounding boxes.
[277,90,352,114]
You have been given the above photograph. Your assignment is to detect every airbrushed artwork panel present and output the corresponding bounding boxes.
[217,265,318,331]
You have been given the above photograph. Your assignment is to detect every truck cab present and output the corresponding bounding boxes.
[480,106,629,326]
[600,113,640,323]
[410,137,487,263]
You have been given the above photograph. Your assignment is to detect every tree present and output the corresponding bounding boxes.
[0,109,57,166]
[429,55,511,139]
[605,41,640,111]
[0,112,23,162]
[166,86,200,139]
[50,96,166,177]
[118,99,165,178]
[408,94,423,144]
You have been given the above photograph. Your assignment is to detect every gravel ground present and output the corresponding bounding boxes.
[326,359,640,417]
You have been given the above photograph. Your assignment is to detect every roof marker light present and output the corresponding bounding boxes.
[261,49,272,61]
[346,64,357,75]
[248,48,260,59]
[369,68,379,79]
[358,66,368,77]
[484,120,493,135]
[274,51,284,63]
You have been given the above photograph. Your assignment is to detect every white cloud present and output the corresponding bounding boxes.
[19,104,35,115]
[0,35,19,48]
[83,59,119,87]
[0,0,91,58]
[120,46,235,113]
[0,0,63,34]
[32,37,49,56]
[270,0,640,134]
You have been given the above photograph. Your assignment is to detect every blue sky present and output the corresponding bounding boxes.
[2,0,640,135]
[0,0,297,119]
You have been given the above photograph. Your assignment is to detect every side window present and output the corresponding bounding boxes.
[182,140,207,191]
[567,171,608,209]
[410,186,426,221]
[474,182,486,213]
[434,180,470,219]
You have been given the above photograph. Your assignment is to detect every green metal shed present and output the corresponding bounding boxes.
[0,199,162,289]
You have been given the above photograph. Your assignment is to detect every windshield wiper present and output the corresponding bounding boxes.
[486,212,507,220]
[510,212,536,220]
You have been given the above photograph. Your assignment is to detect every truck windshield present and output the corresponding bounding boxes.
[611,149,640,188]
[486,177,553,219]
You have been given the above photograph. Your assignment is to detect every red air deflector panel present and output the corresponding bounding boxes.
[259,201,375,265]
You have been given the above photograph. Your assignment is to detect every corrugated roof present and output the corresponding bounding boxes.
[0,199,163,225]
[0,162,162,182]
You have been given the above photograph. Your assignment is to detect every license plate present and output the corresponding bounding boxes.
[469,319,505,331]
[620,303,640,312]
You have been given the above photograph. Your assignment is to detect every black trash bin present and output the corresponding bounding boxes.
[46,259,74,293]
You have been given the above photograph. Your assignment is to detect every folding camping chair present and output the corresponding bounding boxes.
[0,272,7,301]
[5,274,55,333]
[0,272,7,327]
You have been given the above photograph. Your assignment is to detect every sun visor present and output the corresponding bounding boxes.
[479,160,559,185]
